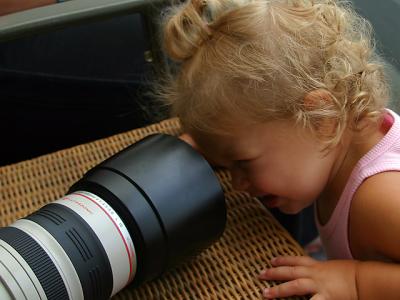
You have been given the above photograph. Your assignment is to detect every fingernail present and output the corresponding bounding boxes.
[258,269,267,278]
[263,288,271,298]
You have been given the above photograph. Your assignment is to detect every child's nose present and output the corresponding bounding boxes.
[231,170,250,192]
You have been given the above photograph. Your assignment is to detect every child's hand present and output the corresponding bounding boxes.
[258,256,359,299]
[179,133,198,149]
[179,133,221,167]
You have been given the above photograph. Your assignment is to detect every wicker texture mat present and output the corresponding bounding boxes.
[0,118,305,299]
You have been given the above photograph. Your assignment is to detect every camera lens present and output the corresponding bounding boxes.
[0,134,226,300]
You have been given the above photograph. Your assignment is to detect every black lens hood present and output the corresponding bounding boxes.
[69,133,226,285]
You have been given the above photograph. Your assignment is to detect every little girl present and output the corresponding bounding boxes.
[161,0,400,298]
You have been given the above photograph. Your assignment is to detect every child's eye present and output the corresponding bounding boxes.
[237,159,251,164]
[235,159,254,168]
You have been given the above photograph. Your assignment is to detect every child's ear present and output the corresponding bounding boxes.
[303,89,333,109]
[303,89,337,137]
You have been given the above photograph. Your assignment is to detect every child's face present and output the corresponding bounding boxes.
[190,119,340,214]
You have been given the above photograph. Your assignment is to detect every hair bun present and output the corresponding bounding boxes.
[163,0,213,61]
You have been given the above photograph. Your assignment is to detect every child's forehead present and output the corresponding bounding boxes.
[190,128,236,148]
[189,122,268,154]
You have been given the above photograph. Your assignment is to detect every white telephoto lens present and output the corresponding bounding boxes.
[0,240,44,300]
[0,134,227,300]
[10,219,84,300]
[0,190,136,300]
[0,279,13,300]
[55,191,137,296]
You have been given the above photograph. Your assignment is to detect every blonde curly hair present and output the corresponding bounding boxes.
[160,0,390,147]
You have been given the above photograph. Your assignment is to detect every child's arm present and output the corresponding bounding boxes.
[356,261,400,299]
[348,171,400,299]
[259,171,400,299]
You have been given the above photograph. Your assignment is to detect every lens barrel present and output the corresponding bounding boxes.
[0,134,226,300]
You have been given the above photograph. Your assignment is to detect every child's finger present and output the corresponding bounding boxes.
[310,294,325,300]
[271,255,316,267]
[262,278,316,299]
[258,265,310,281]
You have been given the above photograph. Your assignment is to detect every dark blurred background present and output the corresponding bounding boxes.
[352,0,400,110]
[0,12,167,166]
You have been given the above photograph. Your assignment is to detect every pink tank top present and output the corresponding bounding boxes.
[316,109,400,259]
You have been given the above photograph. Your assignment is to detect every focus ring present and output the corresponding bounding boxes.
[0,226,68,300]
[26,203,113,300]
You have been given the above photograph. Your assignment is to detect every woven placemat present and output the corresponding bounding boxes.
[0,118,306,299]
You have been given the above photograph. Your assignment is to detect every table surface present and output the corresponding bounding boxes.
[0,118,306,299]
